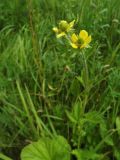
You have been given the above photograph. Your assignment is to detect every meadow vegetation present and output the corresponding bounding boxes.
[0,0,120,159]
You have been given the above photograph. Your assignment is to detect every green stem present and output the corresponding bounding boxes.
[77,125,81,149]
[81,51,89,113]
[77,51,89,148]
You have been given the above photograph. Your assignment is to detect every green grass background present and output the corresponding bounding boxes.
[0,0,120,159]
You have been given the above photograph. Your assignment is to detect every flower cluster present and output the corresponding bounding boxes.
[53,20,91,49]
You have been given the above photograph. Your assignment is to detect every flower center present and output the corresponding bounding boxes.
[77,37,84,45]
[59,21,68,31]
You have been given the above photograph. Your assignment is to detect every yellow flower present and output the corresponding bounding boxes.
[70,30,92,49]
[53,20,75,38]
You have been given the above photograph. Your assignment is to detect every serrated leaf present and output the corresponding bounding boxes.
[66,110,77,123]
[72,149,102,160]
[72,102,82,122]
[84,111,103,124]
[100,123,114,146]
[66,102,82,124]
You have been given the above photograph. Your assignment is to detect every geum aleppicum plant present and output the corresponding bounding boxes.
[53,21,92,148]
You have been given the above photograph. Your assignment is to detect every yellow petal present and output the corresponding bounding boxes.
[56,32,66,38]
[85,35,92,44]
[71,33,78,43]
[67,20,75,31]
[70,43,78,49]
[53,27,59,33]
[79,30,88,40]
[80,35,91,48]
[69,20,75,28]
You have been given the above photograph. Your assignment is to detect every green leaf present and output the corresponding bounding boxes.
[0,153,12,160]
[116,117,120,136]
[76,76,85,87]
[66,102,83,124]
[84,111,103,124]
[73,150,102,159]
[72,102,83,122]
[21,136,71,160]
[72,149,102,160]
[114,148,120,160]
[66,110,77,124]
[100,122,114,146]
[69,79,80,97]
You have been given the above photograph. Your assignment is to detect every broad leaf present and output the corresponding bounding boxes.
[21,136,71,160]
[0,153,12,160]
